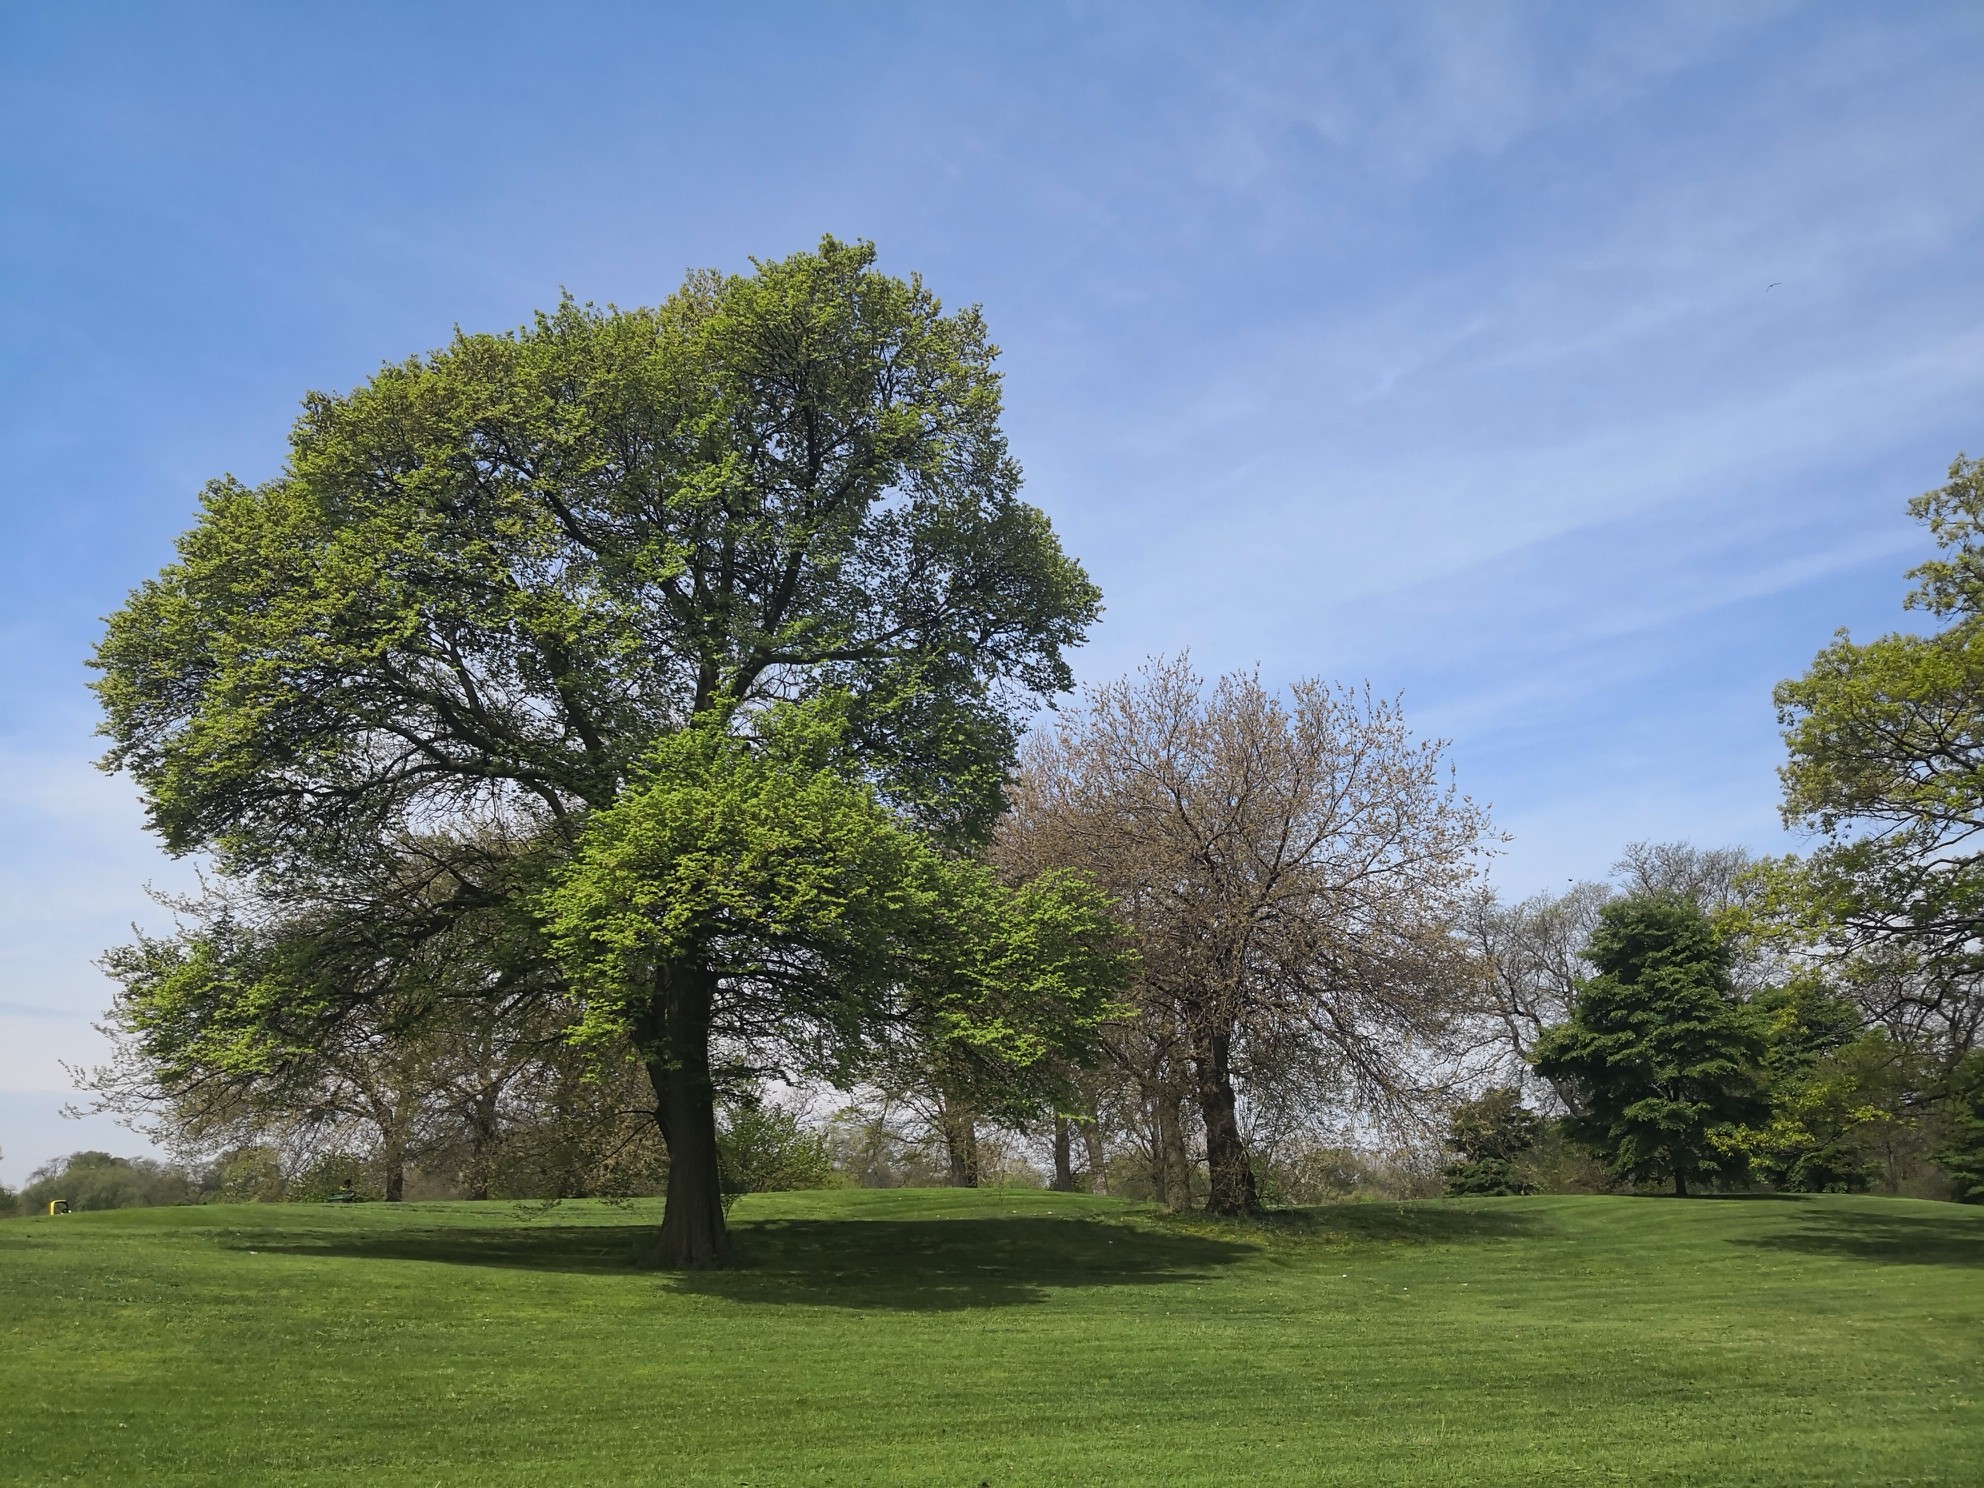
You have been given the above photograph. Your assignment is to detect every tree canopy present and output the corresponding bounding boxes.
[998,656,1491,1216]
[1534,898,1767,1196]
[1440,1087,1542,1197]
[94,236,1099,870]
[1754,454,1984,1061]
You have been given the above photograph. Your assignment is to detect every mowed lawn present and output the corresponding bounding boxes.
[1,1189,1978,1486]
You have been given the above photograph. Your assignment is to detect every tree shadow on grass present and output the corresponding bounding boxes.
[1256,1202,1542,1245]
[679,1217,1254,1309]
[232,1216,1258,1311]
[230,1223,659,1275]
[1732,1209,1984,1269]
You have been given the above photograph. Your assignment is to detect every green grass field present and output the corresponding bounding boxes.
[2,1188,1979,1486]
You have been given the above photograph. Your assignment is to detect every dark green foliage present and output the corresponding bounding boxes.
[1442,1087,1543,1196]
[19,1151,198,1213]
[1533,898,1769,1196]
[1934,1050,1984,1202]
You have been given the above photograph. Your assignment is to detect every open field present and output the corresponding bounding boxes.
[1,1189,1979,1486]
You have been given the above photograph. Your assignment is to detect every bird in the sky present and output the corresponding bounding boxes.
[1767,282,1781,290]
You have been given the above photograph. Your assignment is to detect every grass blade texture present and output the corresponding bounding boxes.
[2,1189,1978,1485]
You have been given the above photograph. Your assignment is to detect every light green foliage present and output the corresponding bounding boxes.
[1441,1087,1542,1196]
[1534,898,1769,1194]
[546,698,934,1057]
[98,905,344,1088]
[1738,980,1886,1192]
[89,238,1104,1263]
[1753,455,1984,1036]
[545,697,1129,1095]
[91,236,1100,870]
[199,1145,292,1203]
[2,1190,1980,1484]
[716,1097,836,1196]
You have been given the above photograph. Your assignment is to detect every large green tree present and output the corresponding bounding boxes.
[1533,898,1768,1196]
[1754,455,1984,1061]
[93,238,1102,1265]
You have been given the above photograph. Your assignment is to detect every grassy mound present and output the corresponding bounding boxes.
[1,1189,1978,1485]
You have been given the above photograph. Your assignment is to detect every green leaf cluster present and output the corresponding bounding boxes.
[1757,454,1984,993]
[544,696,1131,1095]
[1934,1050,1984,1202]
[1441,1087,1542,1197]
[1737,980,1892,1193]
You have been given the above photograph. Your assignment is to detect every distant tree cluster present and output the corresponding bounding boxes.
[1,1151,198,1216]
[1445,458,1984,1201]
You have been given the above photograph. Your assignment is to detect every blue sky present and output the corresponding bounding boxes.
[3,2,1981,1181]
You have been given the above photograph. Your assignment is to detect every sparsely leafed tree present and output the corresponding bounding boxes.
[998,656,1492,1216]
[1614,841,1759,920]
[1465,881,1611,1112]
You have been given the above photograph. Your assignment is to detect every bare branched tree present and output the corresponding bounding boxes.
[997,656,1494,1215]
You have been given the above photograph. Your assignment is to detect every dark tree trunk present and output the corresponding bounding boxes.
[1155,1081,1194,1212]
[1080,1117,1108,1195]
[642,959,729,1269]
[1674,1170,1689,1198]
[1051,1116,1076,1191]
[465,1087,500,1201]
[1193,1027,1261,1217]
[941,1105,980,1188]
[381,1136,406,1203]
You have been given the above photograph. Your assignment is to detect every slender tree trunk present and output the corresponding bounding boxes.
[1155,1080,1193,1212]
[1674,1169,1689,1198]
[642,959,729,1269]
[1080,1117,1108,1195]
[1051,1116,1075,1191]
[465,1085,499,1201]
[1193,1026,1261,1217]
